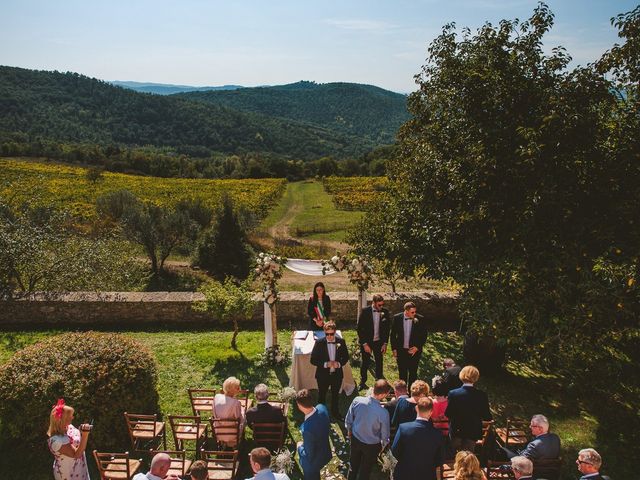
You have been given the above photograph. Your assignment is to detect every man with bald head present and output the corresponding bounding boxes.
[133,452,179,480]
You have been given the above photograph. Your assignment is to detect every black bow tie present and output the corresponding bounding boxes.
[327,341,335,344]
[373,309,381,313]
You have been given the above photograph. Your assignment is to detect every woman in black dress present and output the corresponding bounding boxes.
[307,281,332,330]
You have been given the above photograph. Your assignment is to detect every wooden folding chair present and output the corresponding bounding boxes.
[168,415,208,453]
[124,412,166,453]
[533,457,563,480]
[148,450,192,477]
[200,449,239,479]
[439,461,455,479]
[486,460,516,479]
[252,421,286,451]
[495,418,530,450]
[237,389,251,415]
[188,388,217,417]
[209,417,242,449]
[266,392,289,416]
[93,451,141,480]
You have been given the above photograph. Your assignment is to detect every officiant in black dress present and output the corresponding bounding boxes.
[307,282,332,331]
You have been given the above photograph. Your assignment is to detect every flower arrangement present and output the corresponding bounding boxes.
[322,252,374,291]
[254,252,287,305]
[277,386,298,403]
[378,450,398,479]
[257,344,291,367]
[272,449,295,474]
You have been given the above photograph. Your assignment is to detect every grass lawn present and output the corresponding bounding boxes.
[0,329,626,479]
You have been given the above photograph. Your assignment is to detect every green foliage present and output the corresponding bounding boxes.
[177,80,409,145]
[194,194,253,280]
[0,332,159,451]
[194,278,255,348]
[0,200,148,298]
[354,3,640,394]
[97,190,211,275]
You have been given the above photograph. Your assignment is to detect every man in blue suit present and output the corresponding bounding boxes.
[503,414,561,460]
[296,389,332,480]
[391,397,444,480]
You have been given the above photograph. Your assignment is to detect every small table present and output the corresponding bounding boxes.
[289,330,356,395]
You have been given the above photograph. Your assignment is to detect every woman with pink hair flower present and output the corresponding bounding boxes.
[47,399,92,480]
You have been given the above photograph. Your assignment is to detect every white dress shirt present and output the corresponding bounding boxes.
[325,341,337,372]
[403,317,413,349]
[133,473,162,480]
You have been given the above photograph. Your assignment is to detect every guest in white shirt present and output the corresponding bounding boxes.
[245,447,290,480]
[133,453,178,480]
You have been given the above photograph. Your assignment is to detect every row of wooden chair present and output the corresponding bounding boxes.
[93,449,239,480]
[440,459,563,480]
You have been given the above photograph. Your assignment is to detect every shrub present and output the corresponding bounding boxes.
[0,332,159,451]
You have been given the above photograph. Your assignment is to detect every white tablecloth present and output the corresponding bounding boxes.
[289,330,356,395]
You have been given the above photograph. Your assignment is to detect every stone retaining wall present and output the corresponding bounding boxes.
[0,291,460,331]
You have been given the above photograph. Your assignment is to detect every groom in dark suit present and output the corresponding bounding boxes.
[310,321,350,419]
[390,302,428,387]
[356,293,391,390]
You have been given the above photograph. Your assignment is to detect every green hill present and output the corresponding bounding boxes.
[176,80,409,144]
[0,66,377,160]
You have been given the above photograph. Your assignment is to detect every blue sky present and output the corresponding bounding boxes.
[0,0,636,92]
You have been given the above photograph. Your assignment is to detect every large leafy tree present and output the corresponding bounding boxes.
[353,4,640,391]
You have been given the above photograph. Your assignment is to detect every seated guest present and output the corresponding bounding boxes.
[345,379,392,480]
[511,456,534,480]
[577,448,609,480]
[442,358,462,394]
[307,282,331,331]
[445,365,492,452]
[452,451,485,480]
[431,378,449,434]
[392,380,429,427]
[246,447,291,480]
[391,397,444,480]
[189,460,208,480]
[296,389,331,480]
[212,376,244,447]
[503,414,560,460]
[133,452,178,480]
[246,384,285,427]
[384,380,408,419]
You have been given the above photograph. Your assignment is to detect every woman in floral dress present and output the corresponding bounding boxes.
[47,399,92,480]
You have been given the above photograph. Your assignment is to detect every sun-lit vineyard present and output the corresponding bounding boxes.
[0,158,286,219]
[322,176,388,210]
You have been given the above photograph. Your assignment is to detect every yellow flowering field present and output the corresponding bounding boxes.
[322,176,388,210]
[0,158,286,219]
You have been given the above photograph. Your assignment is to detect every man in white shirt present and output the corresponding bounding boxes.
[133,453,178,480]
[245,447,290,480]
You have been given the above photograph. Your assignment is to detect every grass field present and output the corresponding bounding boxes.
[0,158,286,219]
[0,329,623,479]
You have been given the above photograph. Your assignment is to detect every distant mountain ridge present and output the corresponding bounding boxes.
[110,80,243,95]
[177,80,409,144]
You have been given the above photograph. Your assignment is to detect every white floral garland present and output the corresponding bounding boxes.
[254,252,287,304]
[322,253,374,291]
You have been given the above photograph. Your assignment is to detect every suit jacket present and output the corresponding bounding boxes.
[247,469,290,480]
[245,402,285,427]
[520,432,561,460]
[442,365,462,393]
[310,336,349,381]
[445,385,492,440]
[357,305,391,347]
[298,404,332,475]
[390,312,428,353]
[307,295,332,330]
[391,419,444,480]
[579,475,608,480]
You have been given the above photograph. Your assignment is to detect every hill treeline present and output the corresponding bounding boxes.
[0,67,401,178]
[177,81,409,144]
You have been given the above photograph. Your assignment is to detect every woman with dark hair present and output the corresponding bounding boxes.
[307,282,332,330]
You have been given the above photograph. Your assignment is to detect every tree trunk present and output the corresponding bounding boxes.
[231,318,239,349]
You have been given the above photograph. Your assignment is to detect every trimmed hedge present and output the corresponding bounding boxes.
[0,332,159,451]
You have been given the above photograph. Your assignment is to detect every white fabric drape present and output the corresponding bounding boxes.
[284,258,336,276]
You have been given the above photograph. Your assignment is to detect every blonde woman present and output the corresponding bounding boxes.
[212,377,244,447]
[453,450,486,480]
[47,399,92,480]
[391,379,430,427]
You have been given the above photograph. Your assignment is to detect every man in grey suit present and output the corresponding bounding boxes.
[504,414,561,460]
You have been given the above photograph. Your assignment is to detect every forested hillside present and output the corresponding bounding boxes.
[0,66,378,160]
[178,81,409,144]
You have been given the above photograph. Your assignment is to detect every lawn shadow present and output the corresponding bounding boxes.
[206,352,268,388]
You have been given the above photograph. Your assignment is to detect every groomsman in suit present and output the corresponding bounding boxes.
[356,293,391,390]
[390,302,428,387]
[296,389,331,480]
[310,321,350,419]
[391,397,444,480]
